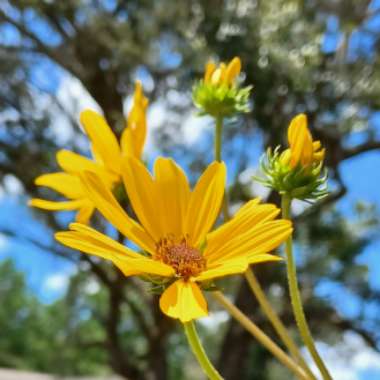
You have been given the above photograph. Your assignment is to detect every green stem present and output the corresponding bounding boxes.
[281,195,333,380]
[183,321,223,380]
[213,291,309,380]
[214,115,313,378]
[245,268,317,380]
[214,115,230,220]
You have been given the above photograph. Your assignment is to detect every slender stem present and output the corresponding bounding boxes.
[214,115,230,220]
[183,321,223,380]
[214,115,223,162]
[245,268,317,380]
[213,291,309,380]
[214,115,313,378]
[281,195,333,380]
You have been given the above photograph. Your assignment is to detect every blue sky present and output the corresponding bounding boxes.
[0,2,380,378]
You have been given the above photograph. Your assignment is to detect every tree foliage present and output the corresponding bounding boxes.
[0,1,379,379]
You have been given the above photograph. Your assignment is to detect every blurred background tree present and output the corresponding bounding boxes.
[0,0,379,379]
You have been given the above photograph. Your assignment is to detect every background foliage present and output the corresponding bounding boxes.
[0,1,379,379]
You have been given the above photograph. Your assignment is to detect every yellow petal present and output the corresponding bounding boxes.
[313,141,321,151]
[80,110,121,174]
[121,157,163,241]
[80,170,156,254]
[75,202,95,224]
[121,81,148,158]
[205,199,280,258]
[115,257,175,277]
[159,280,208,322]
[184,161,226,248]
[280,149,292,166]
[57,223,174,277]
[204,61,216,83]
[153,157,191,238]
[34,172,83,199]
[56,149,117,184]
[196,254,282,281]
[287,114,314,167]
[56,224,140,260]
[211,63,227,85]
[206,220,292,264]
[195,257,249,282]
[225,57,241,85]
[313,148,325,162]
[248,253,283,265]
[29,198,83,211]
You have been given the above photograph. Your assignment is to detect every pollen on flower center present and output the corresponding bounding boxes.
[155,237,206,278]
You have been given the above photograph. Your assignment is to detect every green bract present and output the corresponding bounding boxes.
[256,146,328,201]
[192,81,252,118]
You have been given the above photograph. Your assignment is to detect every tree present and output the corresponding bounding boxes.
[0,1,379,379]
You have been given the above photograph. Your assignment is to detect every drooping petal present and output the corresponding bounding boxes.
[205,219,292,264]
[153,158,191,239]
[184,161,226,247]
[159,280,208,322]
[29,198,83,211]
[196,254,282,282]
[80,110,121,174]
[55,224,173,277]
[114,257,175,277]
[205,199,280,258]
[34,172,83,199]
[56,224,140,260]
[121,157,163,241]
[287,114,314,168]
[80,170,156,254]
[195,257,249,282]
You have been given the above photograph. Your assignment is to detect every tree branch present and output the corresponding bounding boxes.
[343,140,380,159]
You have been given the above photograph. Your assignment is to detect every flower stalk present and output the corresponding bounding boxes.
[245,268,317,380]
[212,291,309,380]
[281,194,332,380]
[213,113,314,378]
[183,321,223,380]
[214,115,230,221]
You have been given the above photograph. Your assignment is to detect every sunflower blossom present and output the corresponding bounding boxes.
[29,81,148,223]
[56,157,292,322]
[258,113,327,201]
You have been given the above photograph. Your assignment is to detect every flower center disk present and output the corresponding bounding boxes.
[156,237,206,278]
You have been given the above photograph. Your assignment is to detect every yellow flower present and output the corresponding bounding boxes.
[204,57,242,87]
[29,81,148,223]
[281,114,325,169]
[55,157,292,322]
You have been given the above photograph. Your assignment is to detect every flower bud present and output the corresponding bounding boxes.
[193,57,252,118]
[256,114,328,201]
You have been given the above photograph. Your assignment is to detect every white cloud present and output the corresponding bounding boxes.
[199,310,229,330]
[43,266,77,293]
[43,273,69,292]
[0,233,8,250]
[3,174,24,195]
[304,332,380,380]
[238,167,271,199]
[84,278,100,295]
[50,74,101,145]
